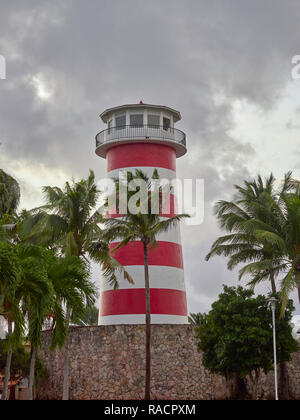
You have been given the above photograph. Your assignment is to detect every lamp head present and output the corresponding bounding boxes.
[268,297,278,310]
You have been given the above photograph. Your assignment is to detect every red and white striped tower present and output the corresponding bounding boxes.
[95,103,188,325]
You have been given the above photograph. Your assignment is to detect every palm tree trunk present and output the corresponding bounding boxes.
[225,374,231,400]
[1,319,13,401]
[270,270,277,294]
[143,242,151,400]
[28,347,36,400]
[270,270,289,399]
[296,271,300,303]
[280,363,289,400]
[62,307,72,401]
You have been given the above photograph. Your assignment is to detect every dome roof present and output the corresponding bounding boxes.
[100,103,181,123]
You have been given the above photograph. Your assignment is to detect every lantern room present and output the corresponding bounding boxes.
[95,103,187,159]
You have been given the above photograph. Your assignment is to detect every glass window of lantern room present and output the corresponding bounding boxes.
[115,114,126,130]
[130,114,143,127]
[107,119,113,134]
[163,117,171,131]
[148,114,160,128]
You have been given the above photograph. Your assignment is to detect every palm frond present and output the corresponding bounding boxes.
[280,268,296,317]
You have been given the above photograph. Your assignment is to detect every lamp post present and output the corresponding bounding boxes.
[269,297,278,400]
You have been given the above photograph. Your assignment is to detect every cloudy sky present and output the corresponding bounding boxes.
[1,0,300,315]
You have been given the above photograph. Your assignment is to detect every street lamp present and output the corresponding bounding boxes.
[269,297,278,401]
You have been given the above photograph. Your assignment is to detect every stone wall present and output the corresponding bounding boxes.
[37,325,299,400]
[251,347,300,400]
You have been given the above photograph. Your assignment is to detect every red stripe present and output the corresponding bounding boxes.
[107,193,178,219]
[110,241,183,269]
[107,143,176,172]
[100,288,187,316]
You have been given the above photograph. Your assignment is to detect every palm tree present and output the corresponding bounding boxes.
[206,173,294,295]
[0,171,24,400]
[208,173,300,313]
[205,173,297,400]
[241,183,300,311]
[16,245,54,400]
[105,169,189,400]
[48,253,96,340]
[0,237,23,400]
[21,170,132,400]
[0,169,20,221]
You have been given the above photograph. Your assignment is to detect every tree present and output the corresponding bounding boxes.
[45,254,96,400]
[206,173,293,294]
[196,286,298,400]
[46,254,96,346]
[0,242,58,401]
[16,245,54,400]
[268,184,300,308]
[0,339,47,398]
[20,251,95,400]
[0,171,59,400]
[0,237,23,400]
[21,170,131,400]
[205,173,296,398]
[21,170,131,289]
[188,313,205,326]
[75,304,99,326]
[105,169,189,400]
[0,169,20,220]
[206,172,300,312]
[0,170,39,400]
[0,169,97,400]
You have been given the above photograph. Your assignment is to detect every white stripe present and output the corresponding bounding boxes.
[111,225,182,245]
[100,266,186,292]
[108,167,176,182]
[98,314,188,325]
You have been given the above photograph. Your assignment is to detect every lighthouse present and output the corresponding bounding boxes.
[95,103,188,325]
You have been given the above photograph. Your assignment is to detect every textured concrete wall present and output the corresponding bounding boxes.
[37,325,300,400]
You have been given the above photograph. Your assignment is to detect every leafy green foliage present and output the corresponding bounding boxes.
[47,255,96,333]
[0,169,101,399]
[206,172,300,313]
[16,245,54,349]
[21,169,132,290]
[74,304,99,326]
[0,239,23,348]
[196,286,299,380]
[188,313,205,326]
[0,169,20,219]
[105,169,189,249]
[0,240,20,305]
[0,340,47,384]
